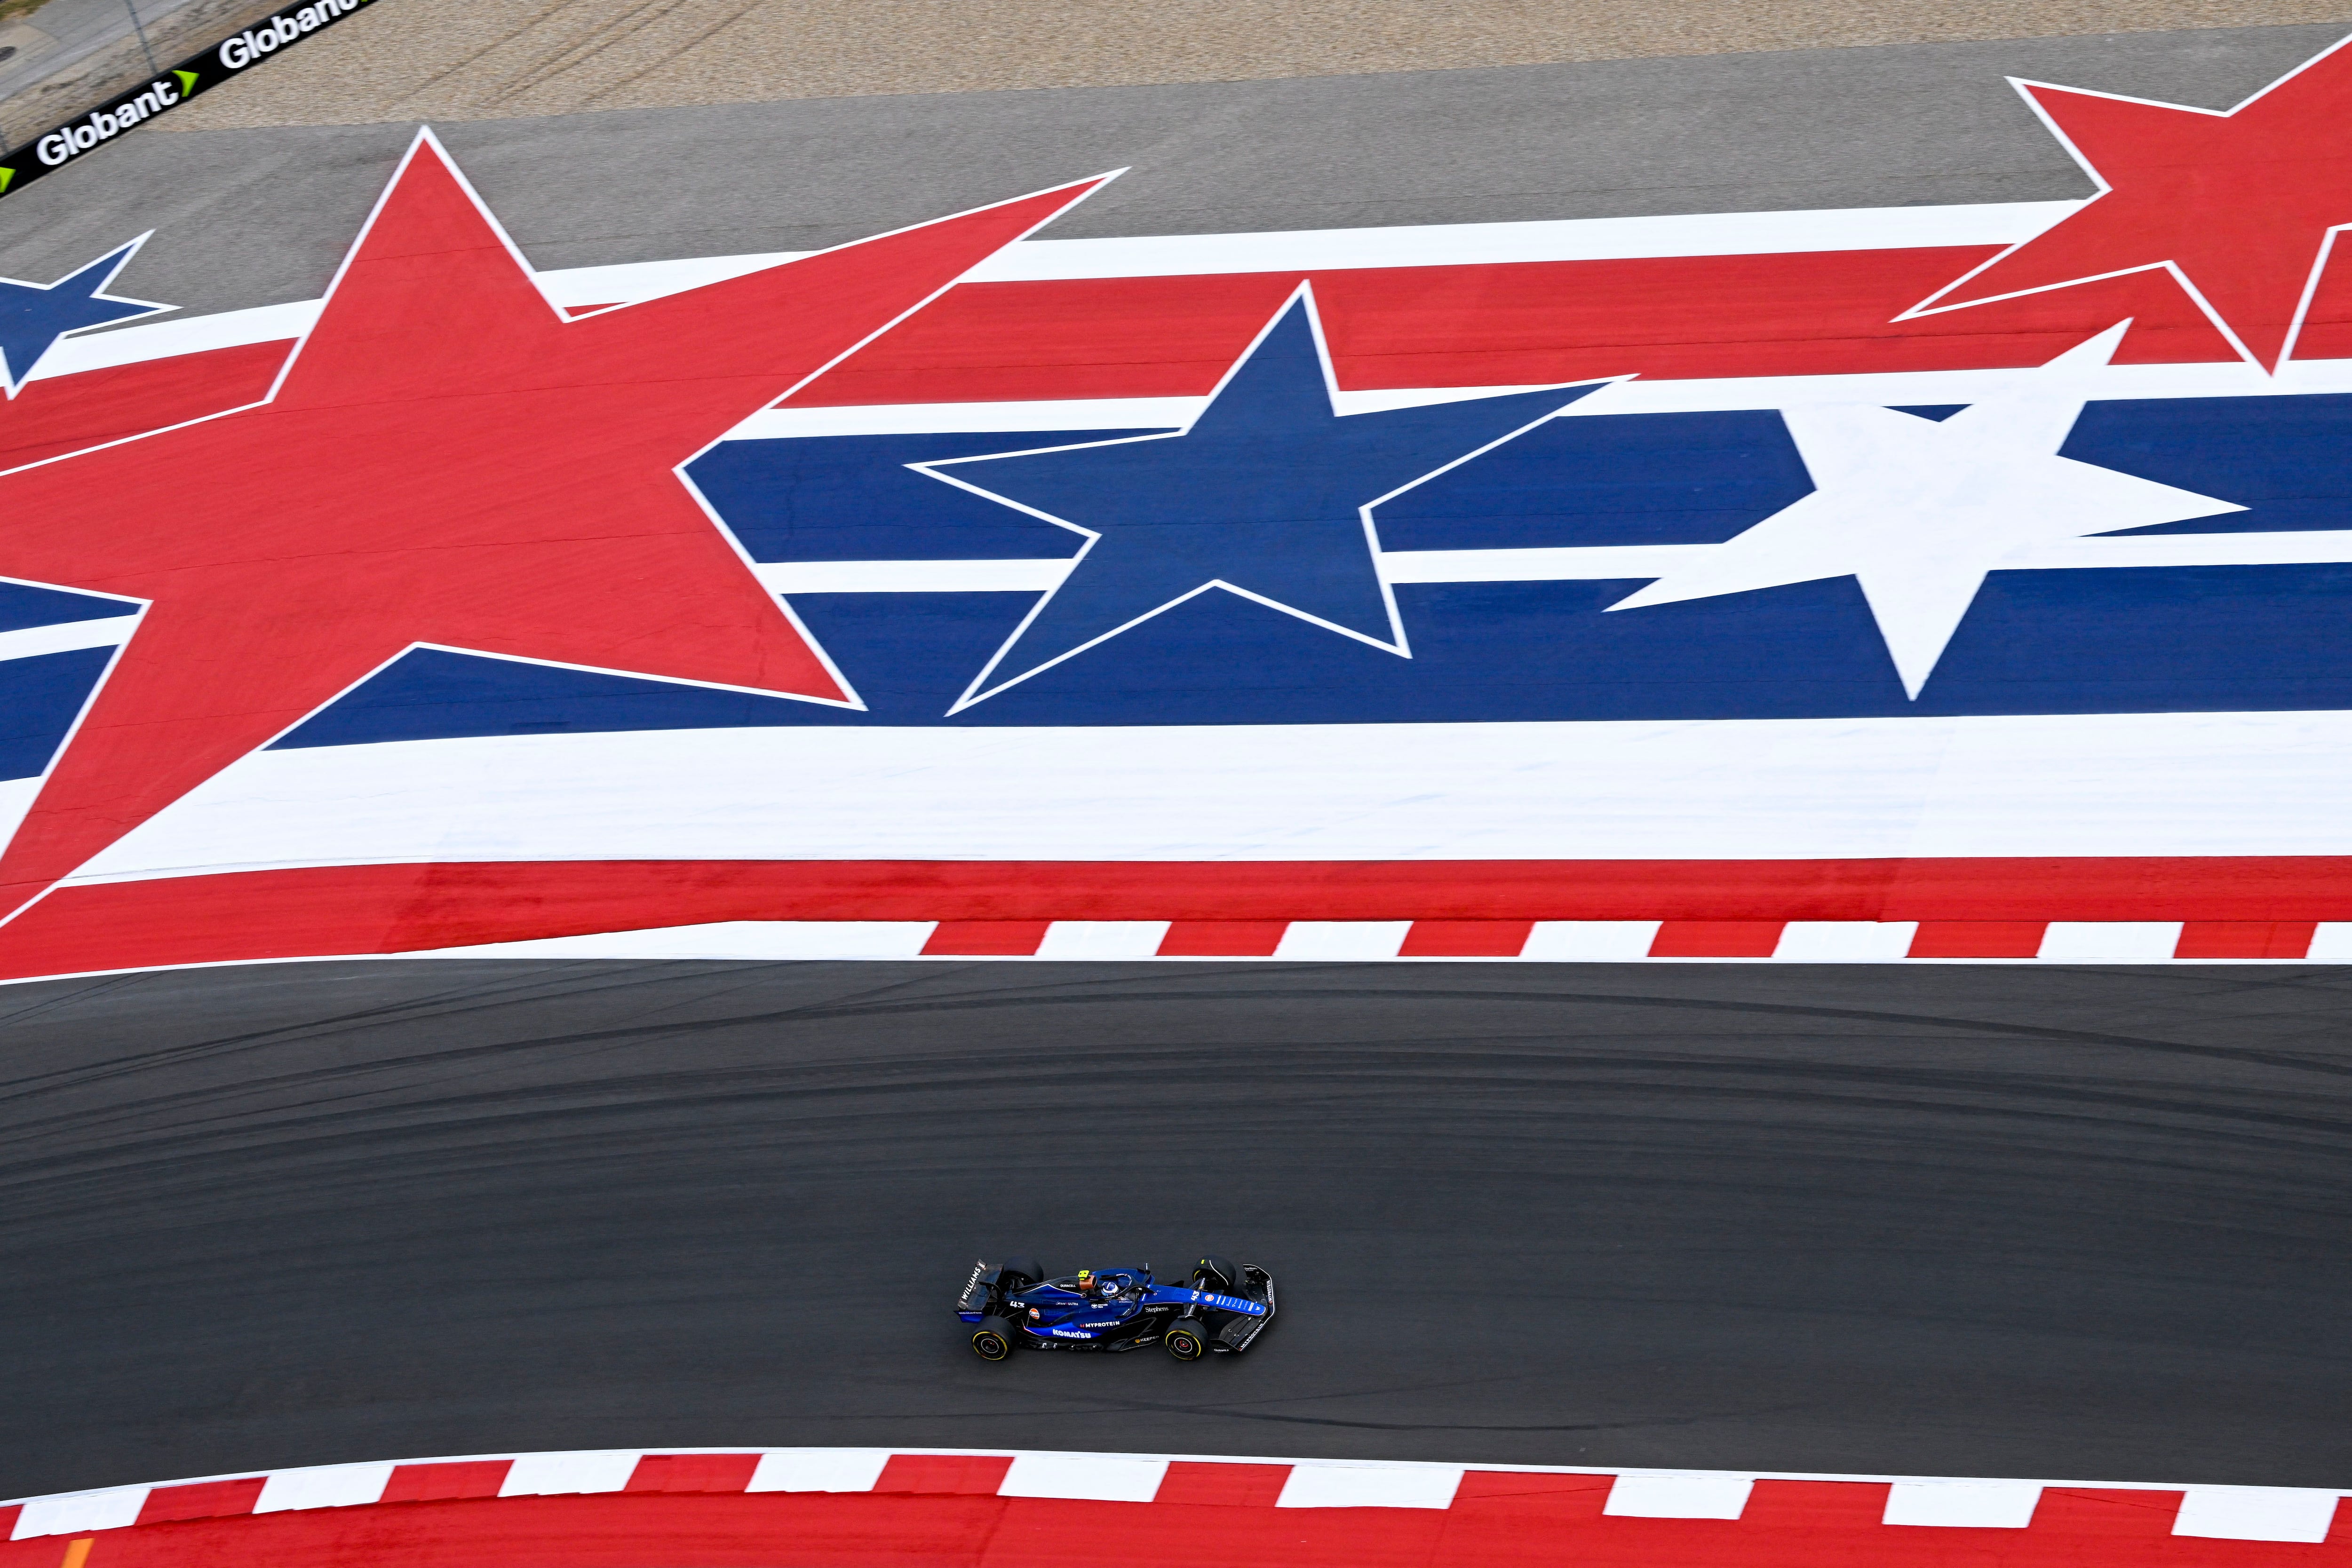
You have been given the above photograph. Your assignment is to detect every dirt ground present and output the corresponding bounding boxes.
[163,0,2352,129]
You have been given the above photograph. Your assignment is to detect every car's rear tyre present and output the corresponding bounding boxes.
[1163,1318,1212,1361]
[998,1256,1046,1290]
[970,1316,1020,1361]
[1192,1256,1240,1293]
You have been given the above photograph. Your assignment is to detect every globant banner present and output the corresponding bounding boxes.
[0,0,374,199]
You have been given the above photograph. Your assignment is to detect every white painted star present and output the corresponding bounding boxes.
[1604,324,2246,697]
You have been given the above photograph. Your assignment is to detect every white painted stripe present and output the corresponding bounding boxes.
[1273,921,1413,959]
[252,1463,396,1513]
[750,530,2352,598]
[745,1450,892,1493]
[2037,922,2183,961]
[0,614,135,662]
[1277,1464,1463,1509]
[2173,1486,2340,1542]
[731,397,1199,440]
[1883,1481,2042,1528]
[998,1454,1168,1503]
[10,1487,150,1537]
[1774,922,1918,961]
[1379,545,1706,584]
[403,920,937,962]
[1521,921,1661,960]
[497,1451,641,1496]
[757,559,1071,595]
[1605,1473,1754,1518]
[958,203,2086,281]
[1036,920,1172,958]
[53,710,2352,892]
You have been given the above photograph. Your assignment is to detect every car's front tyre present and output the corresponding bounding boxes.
[970,1316,1020,1361]
[1163,1318,1212,1361]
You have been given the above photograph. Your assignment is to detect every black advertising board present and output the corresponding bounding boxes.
[0,0,378,200]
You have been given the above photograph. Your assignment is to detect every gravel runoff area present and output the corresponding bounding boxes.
[164,0,2352,130]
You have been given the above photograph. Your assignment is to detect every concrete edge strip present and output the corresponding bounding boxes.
[4,1448,2344,1542]
[395,917,2339,964]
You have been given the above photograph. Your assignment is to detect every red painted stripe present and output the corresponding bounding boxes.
[8,858,2351,979]
[2173,921,2318,959]
[0,341,290,472]
[921,919,1050,956]
[1157,920,1290,956]
[1649,920,1786,958]
[873,1454,1014,1494]
[625,1455,761,1494]
[381,1460,512,1502]
[787,251,2242,407]
[135,1478,264,1524]
[1152,1462,1292,1506]
[1398,919,1536,957]
[4,1473,2347,1568]
[1908,921,2050,958]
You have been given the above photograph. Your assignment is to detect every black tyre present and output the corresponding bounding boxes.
[997,1256,1046,1290]
[1163,1317,1212,1361]
[1192,1256,1240,1293]
[970,1316,1020,1361]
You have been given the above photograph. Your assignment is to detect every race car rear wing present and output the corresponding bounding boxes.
[958,1259,1006,1315]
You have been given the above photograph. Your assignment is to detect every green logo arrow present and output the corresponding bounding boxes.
[173,69,198,94]
[0,168,16,195]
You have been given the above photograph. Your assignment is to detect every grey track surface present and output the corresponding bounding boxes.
[0,23,2344,318]
[6,958,2351,1499]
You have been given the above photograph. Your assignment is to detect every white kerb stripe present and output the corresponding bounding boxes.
[1522,921,1660,961]
[253,1463,396,1513]
[2038,922,2183,961]
[1882,1481,2042,1528]
[498,1451,640,1496]
[2302,922,2352,960]
[1277,1465,1463,1509]
[1274,921,1413,959]
[11,1487,150,1538]
[1605,1474,1754,1519]
[1036,921,1171,958]
[746,1451,891,1493]
[1774,922,1918,961]
[997,1454,1168,1503]
[2172,1487,2341,1543]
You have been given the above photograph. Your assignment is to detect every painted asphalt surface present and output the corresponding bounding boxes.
[0,23,2341,318]
[3,958,2349,1499]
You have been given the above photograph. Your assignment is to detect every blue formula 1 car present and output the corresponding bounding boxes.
[957,1257,1276,1361]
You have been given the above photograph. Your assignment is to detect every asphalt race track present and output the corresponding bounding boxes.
[5,958,2350,1499]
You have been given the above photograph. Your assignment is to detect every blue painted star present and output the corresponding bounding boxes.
[0,237,172,395]
[920,285,1600,709]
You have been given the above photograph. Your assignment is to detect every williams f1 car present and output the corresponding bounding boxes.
[956,1257,1275,1361]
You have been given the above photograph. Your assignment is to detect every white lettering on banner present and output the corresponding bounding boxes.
[222,0,359,70]
[31,74,183,165]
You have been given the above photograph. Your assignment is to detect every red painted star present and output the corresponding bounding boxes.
[1910,33,2352,370]
[0,131,1107,927]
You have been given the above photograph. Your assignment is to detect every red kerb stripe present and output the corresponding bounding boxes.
[625,1455,762,1493]
[2174,921,2318,959]
[135,1477,264,1523]
[1649,920,1786,958]
[1399,919,1535,957]
[380,1460,513,1502]
[872,1454,1013,1494]
[921,920,1050,956]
